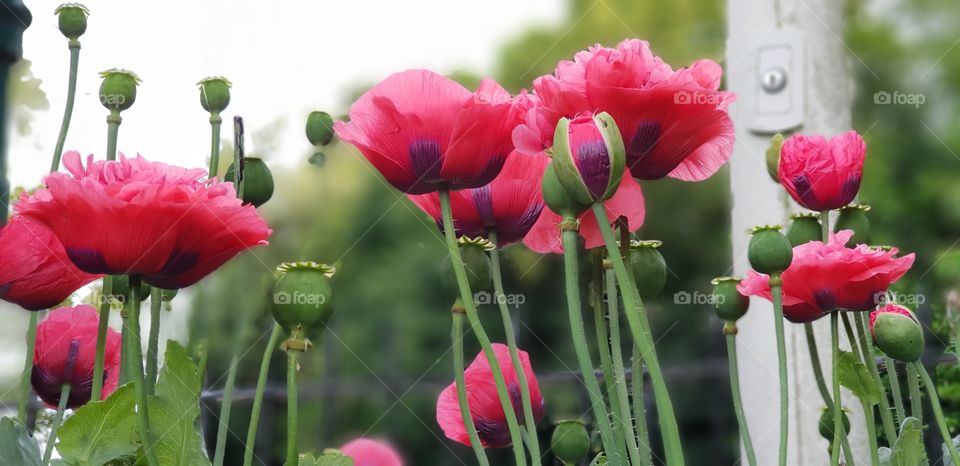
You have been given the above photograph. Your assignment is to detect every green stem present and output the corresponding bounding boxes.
[590,253,627,462]
[18,312,39,424]
[724,328,757,466]
[209,114,222,178]
[631,346,651,466]
[831,312,842,466]
[213,356,239,466]
[803,324,856,465]
[242,323,283,466]
[852,312,897,443]
[606,267,643,465]
[91,277,114,402]
[106,112,121,161]
[146,287,161,395]
[286,350,300,466]
[40,383,71,466]
[820,211,830,242]
[885,356,906,425]
[125,276,159,466]
[905,363,923,423]
[439,190,528,466]
[770,275,789,466]
[591,204,683,465]
[452,309,490,466]
[915,362,960,465]
[51,44,80,172]
[861,399,880,466]
[488,229,542,466]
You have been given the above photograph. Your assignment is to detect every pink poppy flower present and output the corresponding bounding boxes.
[17,152,271,289]
[334,70,532,194]
[32,305,121,408]
[0,215,101,311]
[340,438,404,466]
[738,230,914,323]
[436,343,545,448]
[408,152,549,247]
[778,131,867,211]
[514,39,735,181]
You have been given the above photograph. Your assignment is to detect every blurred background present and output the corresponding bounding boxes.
[5,0,960,464]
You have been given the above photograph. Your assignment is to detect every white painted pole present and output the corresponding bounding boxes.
[726,0,866,465]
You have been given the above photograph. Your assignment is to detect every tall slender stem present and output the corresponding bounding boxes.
[851,312,897,442]
[840,315,881,466]
[831,312,842,466]
[905,363,923,423]
[439,190,528,465]
[146,287,161,395]
[769,274,789,466]
[91,278,114,402]
[208,114,222,177]
[724,327,757,466]
[40,383,71,466]
[488,230,543,465]
[51,44,80,172]
[820,211,830,242]
[213,356,239,466]
[286,350,300,466]
[106,112,121,161]
[591,204,683,465]
[590,254,627,463]
[915,362,960,465]
[243,324,283,466]
[885,356,906,425]
[18,312,39,423]
[803,323,856,465]
[631,346,651,466]
[452,308,490,466]
[125,276,159,466]
[606,267,642,465]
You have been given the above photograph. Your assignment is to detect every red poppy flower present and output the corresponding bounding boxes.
[340,438,404,466]
[738,230,914,323]
[514,39,735,182]
[17,152,271,289]
[409,152,549,247]
[334,70,532,194]
[32,305,121,408]
[0,216,101,311]
[436,343,545,448]
[778,131,866,211]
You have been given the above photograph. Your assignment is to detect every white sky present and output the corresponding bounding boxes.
[9,0,564,188]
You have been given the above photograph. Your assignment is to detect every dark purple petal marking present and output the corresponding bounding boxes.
[791,174,823,210]
[814,289,838,313]
[839,175,862,206]
[65,247,113,274]
[409,139,443,186]
[474,416,513,448]
[575,141,611,199]
[627,120,662,163]
[160,249,199,276]
[473,185,496,227]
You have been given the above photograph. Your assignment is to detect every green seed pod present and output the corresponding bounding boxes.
[197,76,231,114]
[871,305,924,362]
[748,225,793,274]
[786,213,822,246]
[55,3,88,41]
[110,275,150,303]
[834,204,871,245]
[550,112,626,204]
[225,157,275,207]
[272,262,335,333]
[765,133,784,183]
[99,68,140,112]
[542,162,590,217]
[441,237,492,294]
[552,420,591,465]
[711,277,749,322]
[818,408,851,441]
[630,240,666,299]
[160,288,178,302]
[306,111,335,146]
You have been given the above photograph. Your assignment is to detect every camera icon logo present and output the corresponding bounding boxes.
[473,291,493,305]
[274,291,292,305]
[674,291,691,305]
[874,91,891,105]
[674,91,691,104]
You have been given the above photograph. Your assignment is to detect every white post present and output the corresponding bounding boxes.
[726,0,866,465]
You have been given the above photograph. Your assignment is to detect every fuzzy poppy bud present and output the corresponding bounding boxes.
[818,408,850,441]
[55,3,88,41]
[306,111,335,147]
[786,213,822,247]
[765,133,784,183]
[542,162,590,217]
[550,112,626,206]
[109,275,149,303]
[630,240,666,299]
[197,76,231,114]
[225,157,275,207]
[748,225,793,275]
[711,277,749,322]
[551,420,591,465]
[441,237,492,294]
[99,68,139,112]
[272,262,335,334]
[834,204,871,245]
[870,304,924,362]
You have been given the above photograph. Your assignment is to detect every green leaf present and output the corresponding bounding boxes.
[837,350,883,405]
[146,341,211,466]
[297,450,354,466]
[889,417,927,466]
[56,383,139,465]
[0,417,41,466]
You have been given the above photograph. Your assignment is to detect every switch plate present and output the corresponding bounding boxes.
[749,27,805,134]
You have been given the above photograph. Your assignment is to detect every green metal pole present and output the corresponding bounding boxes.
[0,0,32,224]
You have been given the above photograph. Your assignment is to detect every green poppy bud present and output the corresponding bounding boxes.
[306,111,335,147]
[765,133,784,183]
[834,204,871,245]
[542,162,590,217]
[160,288,177,302]
[786,213,822,246]
[55,3,88,41]
[630,240,666,299]
[870,305,924,362]
[197,76,231,114]
[551,420,591,465]
[818,408,851,441]
[550,112,626,205]
[225,157,275,207]
[110,275,149,303]
[99,68,140,112]
[711,277,749,322]
[272,262,335,334]
[441,237,492,294]
[748,225,793,275]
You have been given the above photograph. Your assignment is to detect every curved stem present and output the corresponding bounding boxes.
[106,112,121,162]
[852,312,897,442]
[125,276,159,466]
[905,363,923,423]
[439,190,528,465]
[18,312,39,424]
[860,399,880,466]
[213,356,239,466]
[591,204,684,465]
[41,383,71,466]
[243,324,283,466]
[146,287,161,395]
[91,278,114,402]
[884,356,906,425]
[488,229,542,465]
[606,267,642,465]
[803,323,856,465]
[452,309,490,466]
[51,45,80,172]
[590,253,627,461]
[725,328,757,466]
[631,346,651,466]
[770,275,789,466]
[286,350,300,466]
[831,312,842,466]
[915,362,960,465]
[208,114,222,178]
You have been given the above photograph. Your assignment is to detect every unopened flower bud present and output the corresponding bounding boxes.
[197,76,231,114]
[630,240,666,299]
[550,112,626,206]
[818,408,851,441]
[442,237,492,293]
[786,213,822,246]
[225,157,275,207]
[542,162,590,217]
[306,111,335,147]
[99,68,140,112]
[55,3,88,41]
[870,304,923,362]
[551,420,591,464]
[711,277,749,322]
[748,225,793,275]
[834,204,871,245]
[765,133,784,183]
[272,262,335,334]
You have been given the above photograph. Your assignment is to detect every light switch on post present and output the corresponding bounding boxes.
[750,27,805,134]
